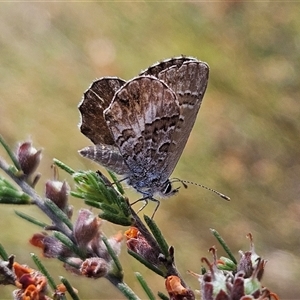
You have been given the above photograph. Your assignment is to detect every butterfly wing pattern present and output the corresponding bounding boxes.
[104,76,181,196]
[79,77,126,145]
[79,77,130,175]
[79,56,209,211]
[140,58,209,179]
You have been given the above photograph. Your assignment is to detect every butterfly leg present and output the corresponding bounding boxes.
[130,197,160,219]
[131,197,149,214]
[149,198,160,219]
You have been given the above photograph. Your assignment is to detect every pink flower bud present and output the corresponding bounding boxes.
[29,233,71,258]
[45,180,72,218]
[17,141,42,176]
[73,209,101,248]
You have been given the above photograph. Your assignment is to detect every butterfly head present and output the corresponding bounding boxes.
[159,179,180,198]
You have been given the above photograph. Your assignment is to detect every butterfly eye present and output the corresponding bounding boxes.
[163,181,173,195]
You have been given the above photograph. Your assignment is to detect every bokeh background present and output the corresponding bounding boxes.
[1,2,300,299]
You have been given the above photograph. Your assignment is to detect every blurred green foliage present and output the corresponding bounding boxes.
[1,2,299,299]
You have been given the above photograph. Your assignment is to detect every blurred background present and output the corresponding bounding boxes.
[1,2,299,299]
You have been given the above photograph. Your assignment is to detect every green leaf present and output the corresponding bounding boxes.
[107,169,124,195]
[99,212,133,226]
[0,134,21,170]
[53,232,85,259]
[102,235,123,278]
[0,243,9,261]
[15,210,49,228]
[127,249,165,277]
[44,198,73,230]
[53,158,75,176]
[157,291,169,300]
[60,276,80,300]
[0,179,32,204]
[210,228,237,265]
[144,215,169,259]
[73,170,133,226]
[135,272,155,300]
[218,256,236,271]
[117,282,141,300]
[31,253,57,290]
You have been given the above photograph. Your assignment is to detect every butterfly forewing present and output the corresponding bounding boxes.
[159,61,209,175]
[79,77,126,145]
[139,56,198,78]
[140,58,209,177]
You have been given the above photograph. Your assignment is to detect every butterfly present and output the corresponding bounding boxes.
[78,57,209,216]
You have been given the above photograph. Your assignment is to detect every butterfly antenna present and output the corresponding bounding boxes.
[172,178,230,201]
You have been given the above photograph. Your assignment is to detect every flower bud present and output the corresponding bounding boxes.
[17,141,42,176]
[124,227,139,239]
[45,180,72,218]
[165,275,194,300]
[80,257,109,278]
[237,233,264,280]
[217,256,236,271]
[29,233,71,258]
[73,209,101,248]
[125,227,159,266]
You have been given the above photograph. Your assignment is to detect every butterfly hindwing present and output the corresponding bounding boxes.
[79,77,126,145]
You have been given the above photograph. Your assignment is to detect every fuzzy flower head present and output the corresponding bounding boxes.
[12,262,48,300]
[196,236,278,300]
[80,257,109,279]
